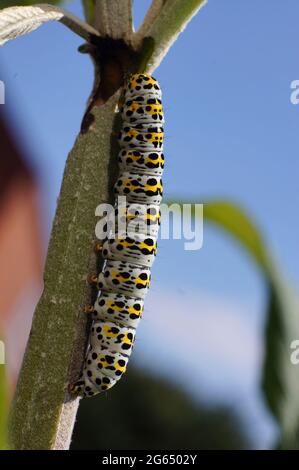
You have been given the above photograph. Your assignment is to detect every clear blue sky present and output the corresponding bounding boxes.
[1,0,298,448]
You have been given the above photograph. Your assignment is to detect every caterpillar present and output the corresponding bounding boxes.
[70,73,164,398]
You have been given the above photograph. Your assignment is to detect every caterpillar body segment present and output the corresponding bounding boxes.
[97,260,151,298]
[118,124,164,150]
[102,233,157,267]
[73,375,111,398]
[88,347,129,379]
[114,172,163,205]
[92,291,143,329]
[90,320,135,355]
[71,73,164,398]
[94,202,161,242]
[114,203,161,237]
[124,74,162,99]
[118,150,165,176]
[121,96,164,124]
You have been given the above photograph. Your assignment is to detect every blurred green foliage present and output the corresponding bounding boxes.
[161,199,299,448]
[203,201,299,448]
[71,367,250,450]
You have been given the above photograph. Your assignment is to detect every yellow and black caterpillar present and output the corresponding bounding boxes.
[71,74,164,397]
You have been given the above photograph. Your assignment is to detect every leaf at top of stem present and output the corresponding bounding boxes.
[0,4,100,47]
[134,0,207,73]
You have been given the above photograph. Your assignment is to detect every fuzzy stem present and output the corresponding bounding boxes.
[94,0,133,41]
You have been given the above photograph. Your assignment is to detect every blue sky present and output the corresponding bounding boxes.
[1,0,299,448]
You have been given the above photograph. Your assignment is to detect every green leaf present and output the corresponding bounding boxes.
[0,5,100,48]
[204,200,271,272]
[166,198,299,448]
[135,0,207,73]
[262,277,299,449]
[82,0,95,25]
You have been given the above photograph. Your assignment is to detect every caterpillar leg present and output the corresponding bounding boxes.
[87,273,98,285]
[69,375,96,397]
[83,304,95,314]
[70,373,117,398]
[94,242,103,253]
[83,274,98,314]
